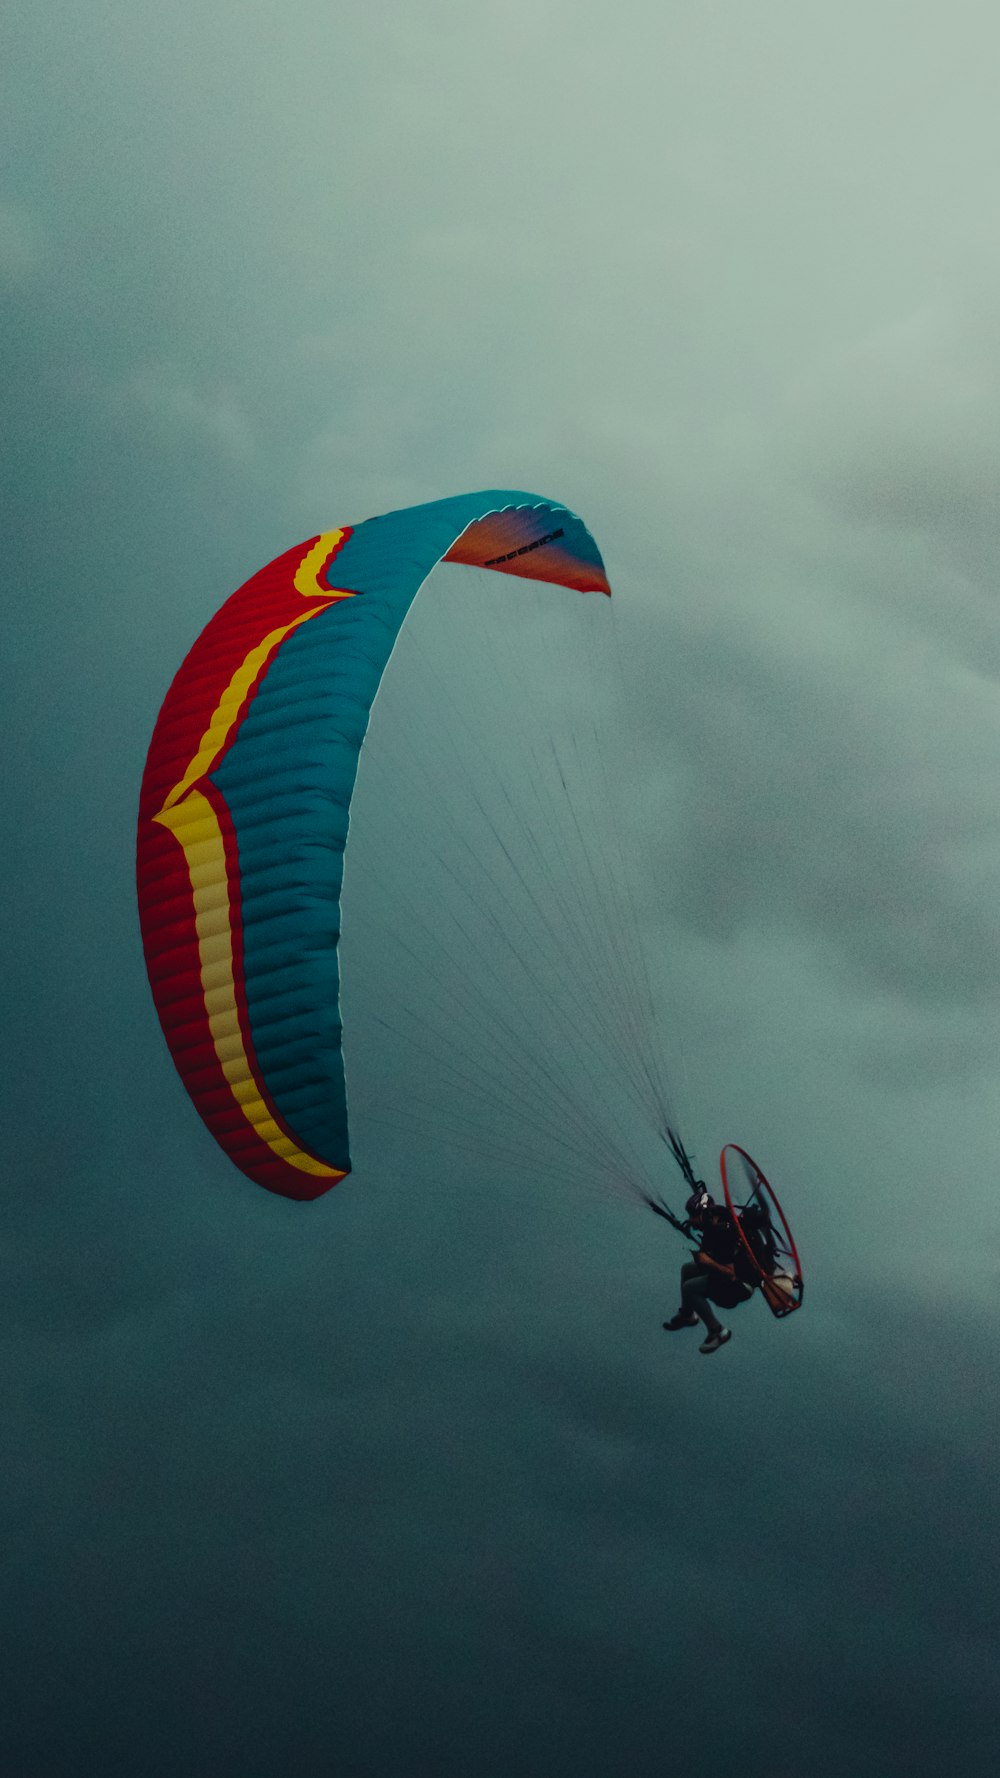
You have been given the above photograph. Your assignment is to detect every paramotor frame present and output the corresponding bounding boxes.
[720,1144,803,1318]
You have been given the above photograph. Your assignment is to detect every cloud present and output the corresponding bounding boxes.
[111,366,256,464]
[2,1195,996,1778]
[559,284,1000,1020]
[0,198,46,285]
[785,286,1000,587]
[613,526,1000,1011]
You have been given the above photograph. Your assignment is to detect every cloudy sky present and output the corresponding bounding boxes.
[3,2,999,1773]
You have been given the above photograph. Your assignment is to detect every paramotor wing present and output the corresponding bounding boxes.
[136,491,611,1201]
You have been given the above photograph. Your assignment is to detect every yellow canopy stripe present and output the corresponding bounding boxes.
[153,788,343,1181]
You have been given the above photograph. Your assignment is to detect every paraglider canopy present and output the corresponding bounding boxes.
[136,491,612,1200]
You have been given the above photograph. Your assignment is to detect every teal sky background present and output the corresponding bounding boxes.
[3,3,999,1774]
